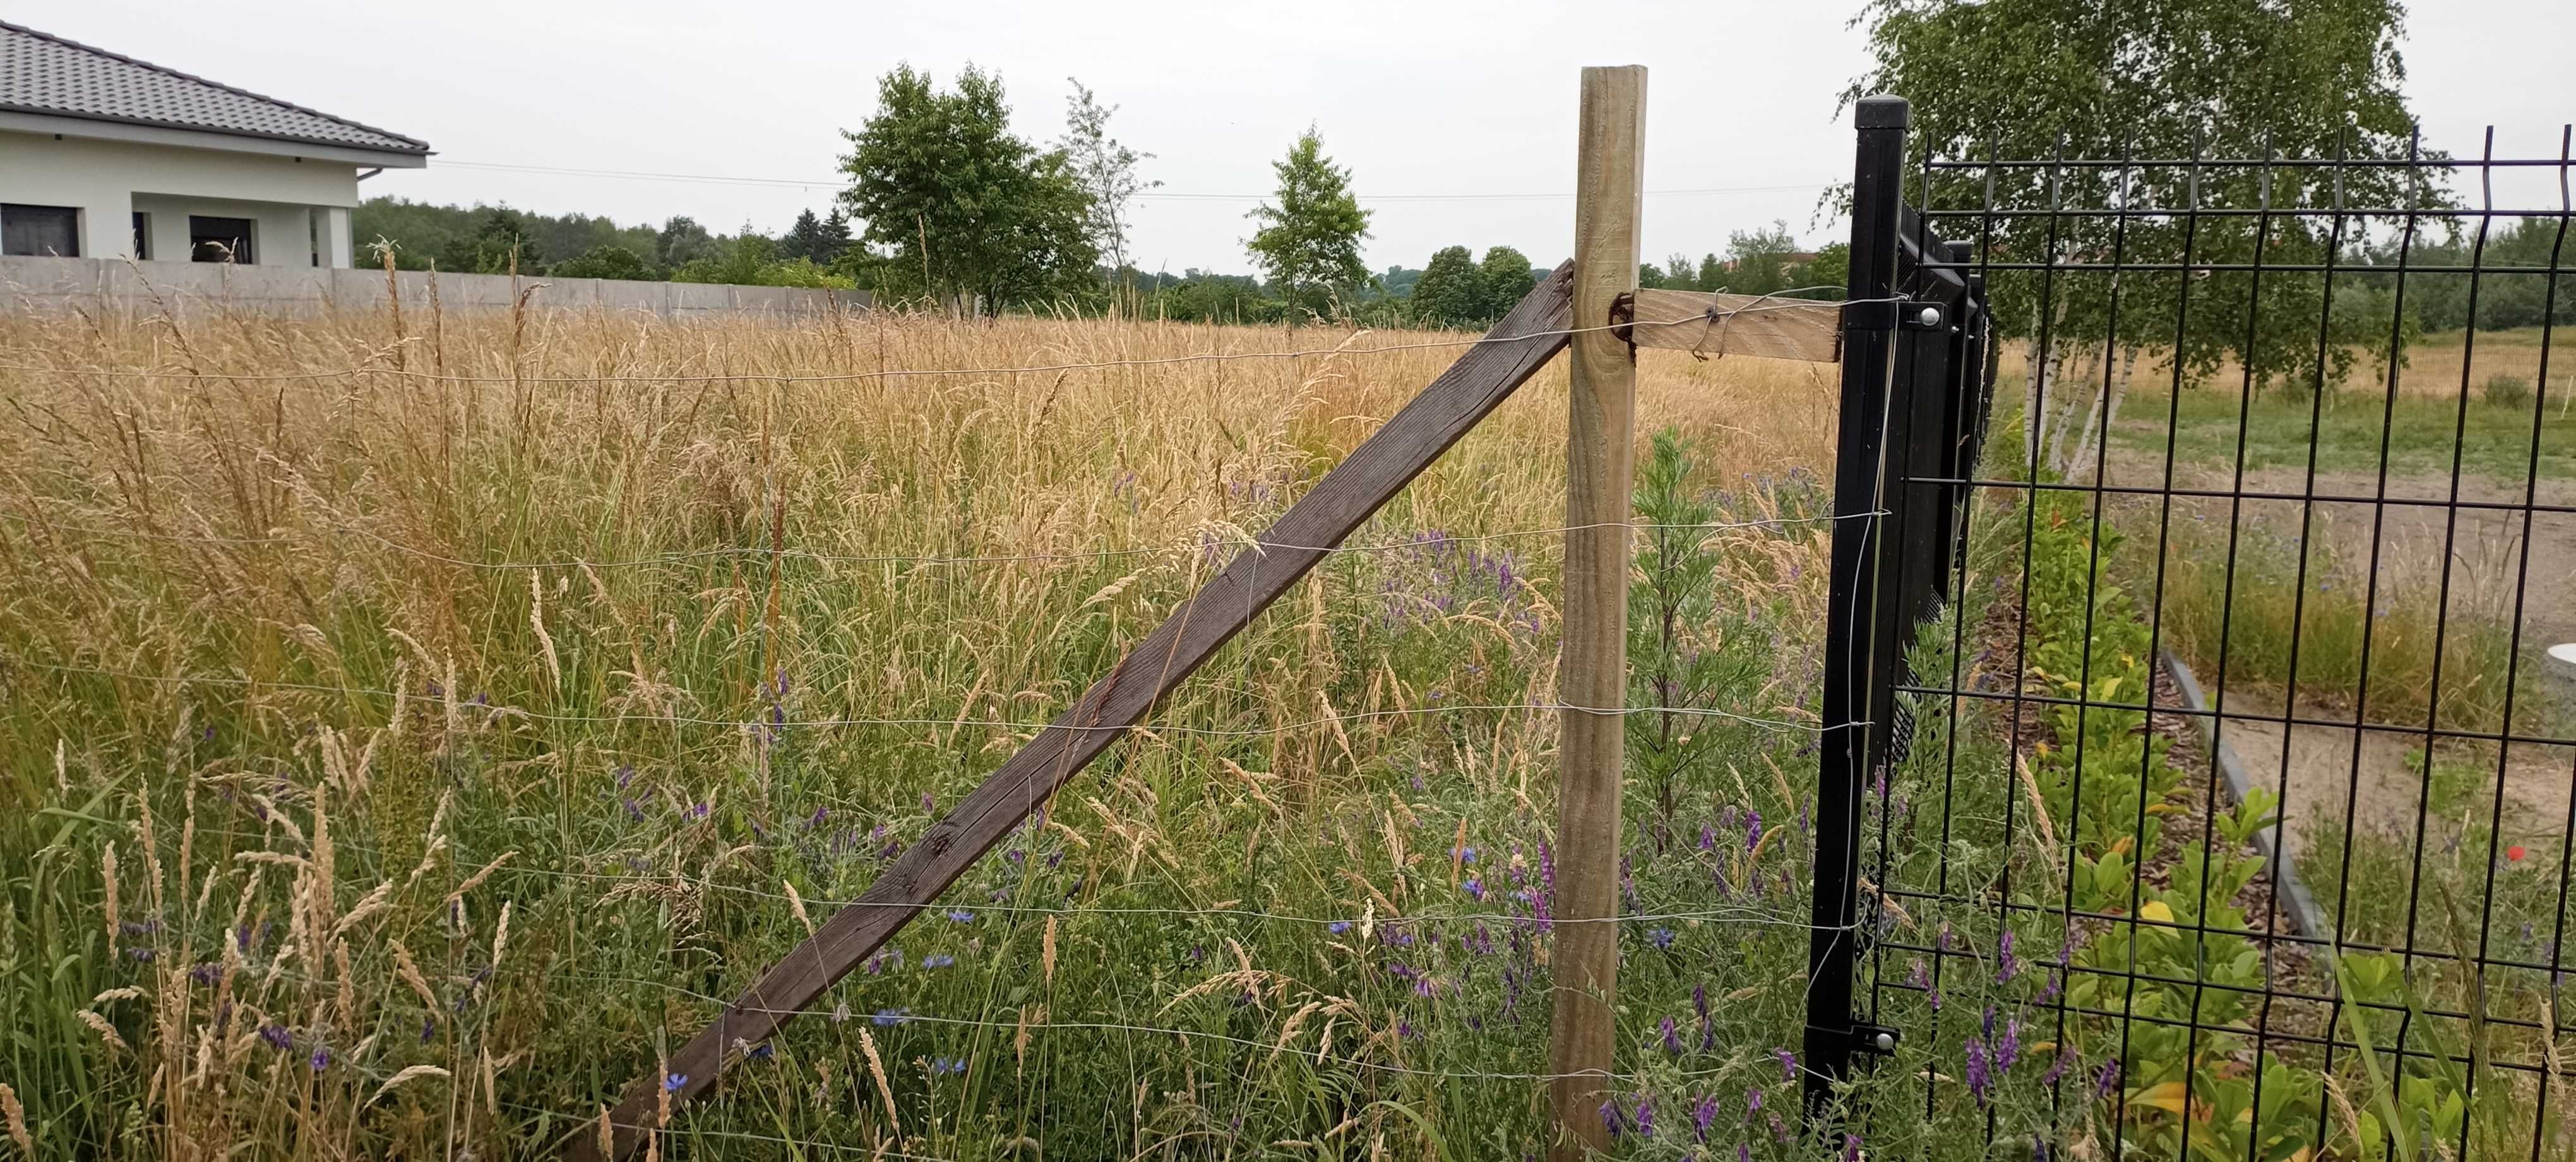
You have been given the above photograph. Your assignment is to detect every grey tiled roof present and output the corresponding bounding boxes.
[1,21,428,155]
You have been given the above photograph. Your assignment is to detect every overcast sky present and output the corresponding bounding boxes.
[23,0,2576,274]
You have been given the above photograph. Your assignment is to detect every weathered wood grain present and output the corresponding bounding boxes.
[1548,63,1643,1162]
[1627,287,1841,363]
[575,261,1578,1161]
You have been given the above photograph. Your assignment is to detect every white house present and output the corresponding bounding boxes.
[0,21,428,269]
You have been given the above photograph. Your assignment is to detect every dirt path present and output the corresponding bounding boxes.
[2085,450,2576,869]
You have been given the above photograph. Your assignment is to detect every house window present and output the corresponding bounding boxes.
[1,204,81,256]
[133,212,152,260]
[189,216,256,264]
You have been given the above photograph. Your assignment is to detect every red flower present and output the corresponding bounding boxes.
[2507,845,2528,863]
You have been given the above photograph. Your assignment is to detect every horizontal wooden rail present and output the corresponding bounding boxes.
[1626,288,1840,363]
[574,261,1579,1161]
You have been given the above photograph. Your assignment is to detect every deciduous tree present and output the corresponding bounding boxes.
[1058,79,1158,292]
[1246,127,1373,321]
[1477,246,1537,319]
[839,64,1099,311]
[1410,245,1483,326]
[1852,0,2428,466]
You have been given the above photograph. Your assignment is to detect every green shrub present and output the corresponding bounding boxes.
[2482,373,2534,409]
[547,244,661,282]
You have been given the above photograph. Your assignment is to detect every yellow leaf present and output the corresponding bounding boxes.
[2139,900,2176,925]
[2131,1081,2189,1113]
[2110,836,2135,856]
[2144,803,2176,816]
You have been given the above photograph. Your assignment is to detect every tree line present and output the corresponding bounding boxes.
[355,63,1842,323]
[350,199,859,288]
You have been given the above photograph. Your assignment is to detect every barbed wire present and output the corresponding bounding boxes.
[0,508,1880,571]
[0,297,1864,387]
[551,970,1828,1086]
[169,821,1836,933]
[14,657,1838,734]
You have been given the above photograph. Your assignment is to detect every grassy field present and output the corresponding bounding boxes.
[0,302,1859,1159]
[6,298,2568,1162]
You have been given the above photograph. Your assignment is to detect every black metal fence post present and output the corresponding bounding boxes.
[1804,92,1910,1115]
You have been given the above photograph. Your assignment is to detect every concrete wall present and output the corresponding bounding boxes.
[0,131,362,265]
[0,255,870,319]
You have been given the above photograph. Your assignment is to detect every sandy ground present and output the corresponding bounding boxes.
[2205,690,2574,846]
[2086,452,2576,862]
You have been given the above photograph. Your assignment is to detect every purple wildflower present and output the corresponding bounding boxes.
[1844,1134,1863,1162]
[1964,1036,1991,1104]
[1462,878,1485,902]
[2041,1050,2071,1087]
[1746,810,1765,854]
[259,1024,292,1051]
[1633,1097,1654,1137]
[1599,1099,1624,1139]
[1648,926,1676,950]
[1662,1016,1683,1055]
[1997,930,2019,983]
[309,1046,332,1072]
[1775,1047,1798,1083]
[1692,1094,1718,1142]
[2093,1060,2121,1101]
[1996,1012,2021,1072]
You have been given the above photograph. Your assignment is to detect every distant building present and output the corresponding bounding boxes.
[0,21,428,268]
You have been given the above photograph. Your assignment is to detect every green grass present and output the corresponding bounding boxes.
[2109,380,2576,484]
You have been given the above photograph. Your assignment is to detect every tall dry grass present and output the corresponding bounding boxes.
[0,293,1844,1159]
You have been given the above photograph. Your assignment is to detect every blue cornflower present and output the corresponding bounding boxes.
[945,909,974,923]
[922,954,956,969]
[664,1072,688,1093]
[1647,926,1676,950]
[1328,920,1352,935]
[873,1008,911,1027]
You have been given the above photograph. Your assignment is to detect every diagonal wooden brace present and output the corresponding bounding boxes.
[574,262,1578,1160]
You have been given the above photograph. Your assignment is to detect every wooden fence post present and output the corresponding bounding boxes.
[1550,63,1644,1162]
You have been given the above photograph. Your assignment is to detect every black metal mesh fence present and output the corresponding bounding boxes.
[1834,124,2576,1162]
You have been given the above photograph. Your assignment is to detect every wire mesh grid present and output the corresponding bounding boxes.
[1,296,1878,1159]
[1847,128,2576,1162]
